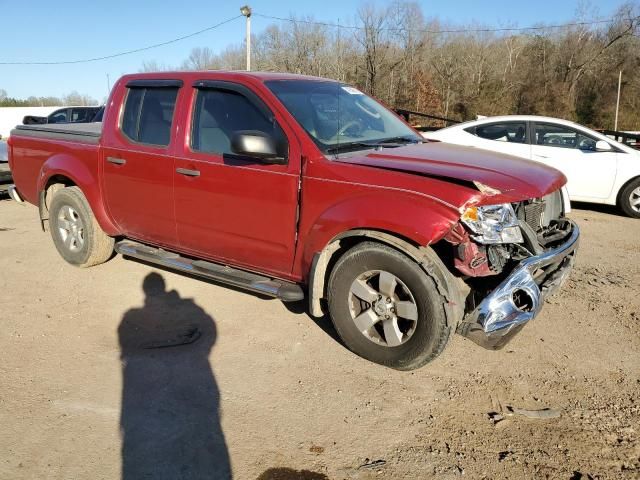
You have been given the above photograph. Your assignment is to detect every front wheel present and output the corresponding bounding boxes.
[619,178,640,219]
[49,186,114,267]
[327,242,451,370]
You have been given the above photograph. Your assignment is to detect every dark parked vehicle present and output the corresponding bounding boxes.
[0,141,12,195]
[23,106,102,126]
[91,106,105,122]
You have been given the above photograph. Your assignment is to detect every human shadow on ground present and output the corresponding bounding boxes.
[118,272,231,479]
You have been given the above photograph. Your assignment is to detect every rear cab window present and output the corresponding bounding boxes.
[70,107,98,123]
[120,80,182,147]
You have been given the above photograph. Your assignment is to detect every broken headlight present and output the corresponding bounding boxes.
[461,203,523,244]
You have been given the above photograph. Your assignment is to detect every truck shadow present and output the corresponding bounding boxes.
[122,256,345,353]
[123,256,274,301]
[282,300,343,345]
[257,467,329,479]
[118,272,232,479]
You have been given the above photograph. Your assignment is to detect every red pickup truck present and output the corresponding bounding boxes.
[7,72,579,370]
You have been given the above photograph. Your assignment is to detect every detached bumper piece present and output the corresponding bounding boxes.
[6,184,23,203]
[457,220,580,350]
[115,240,304,302]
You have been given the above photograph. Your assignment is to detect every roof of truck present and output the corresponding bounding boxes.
[120,71,339,84]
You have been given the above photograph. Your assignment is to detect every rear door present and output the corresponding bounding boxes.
[530,122,618,200]
[464,121,531,159]
[173,80,301,276]
[102,79,182,247]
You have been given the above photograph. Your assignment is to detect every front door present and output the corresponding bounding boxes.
[102,80,182,247]
[173,81,300,277]
[530,122,618,200]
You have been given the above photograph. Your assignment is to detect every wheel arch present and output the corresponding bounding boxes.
[37,154,119,235]
[307,228,463,326]
[616,175,640,204]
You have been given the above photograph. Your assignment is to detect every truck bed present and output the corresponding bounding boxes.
[11,123,102,145]
[9,124,101,204]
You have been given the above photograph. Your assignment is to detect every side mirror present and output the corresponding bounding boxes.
[595,140,612,152]
[230,130,285,164]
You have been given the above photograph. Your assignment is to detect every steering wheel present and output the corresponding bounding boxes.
[337,119,365,137]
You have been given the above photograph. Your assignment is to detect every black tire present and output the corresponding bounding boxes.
[618,178,640,219]
[49,186,114,267]
[327,242,451,370]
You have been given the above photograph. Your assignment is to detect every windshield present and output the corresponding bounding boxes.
[265,80,421,154]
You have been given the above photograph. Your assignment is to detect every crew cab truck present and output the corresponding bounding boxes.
[7,72,579,370]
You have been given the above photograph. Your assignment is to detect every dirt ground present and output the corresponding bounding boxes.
[0,197,638,480]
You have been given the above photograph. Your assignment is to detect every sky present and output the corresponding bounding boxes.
[0,0,627,102]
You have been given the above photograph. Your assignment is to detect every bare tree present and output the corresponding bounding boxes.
[355,4,390,97]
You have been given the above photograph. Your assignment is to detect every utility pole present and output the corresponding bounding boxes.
[106,74,111,95]
[614,70,622,131]
[240,5,252,71]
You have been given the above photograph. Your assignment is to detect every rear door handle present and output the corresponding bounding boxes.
[107,157,126,165]
[533,154,549,159]
[176,168,200,177]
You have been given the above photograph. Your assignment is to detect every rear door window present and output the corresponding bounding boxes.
[466,122,527,143]
[121,87,179,147]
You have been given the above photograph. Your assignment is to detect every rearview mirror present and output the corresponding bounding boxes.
[230,131,285,164]
[595,140,612,152]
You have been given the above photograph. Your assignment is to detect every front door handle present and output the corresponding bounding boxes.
[107,157,126,165]
[176,168,200,177]
[533,154,549,159]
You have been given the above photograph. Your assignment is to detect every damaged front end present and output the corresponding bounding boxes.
[444,189,579,350]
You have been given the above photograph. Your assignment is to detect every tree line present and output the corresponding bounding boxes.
[0,89,98,108]
[144,1,640,130]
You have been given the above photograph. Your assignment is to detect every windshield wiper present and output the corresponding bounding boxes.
[376,136,421,145]
[326,142,383,154]
[326,137,421,154]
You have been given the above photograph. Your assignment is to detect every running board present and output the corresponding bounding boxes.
[115,240,304,302]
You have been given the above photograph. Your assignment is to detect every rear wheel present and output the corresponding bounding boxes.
[49,186,114,267]
[619,178,640,219]
[327,242,451,370]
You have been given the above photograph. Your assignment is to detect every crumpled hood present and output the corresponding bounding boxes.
[335,141,567,202]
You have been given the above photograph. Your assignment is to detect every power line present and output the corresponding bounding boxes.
[0,11,632,67]
[0,15,241,65]
[254,12,620,34]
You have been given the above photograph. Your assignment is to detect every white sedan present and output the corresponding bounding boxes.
[424,115,640,218]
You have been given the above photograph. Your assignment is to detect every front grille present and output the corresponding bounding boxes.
[524,201,545,231]
[516,189,569,248]
[518,190,564,233]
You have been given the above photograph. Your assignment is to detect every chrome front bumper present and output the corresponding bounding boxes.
[457,220,580,350]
